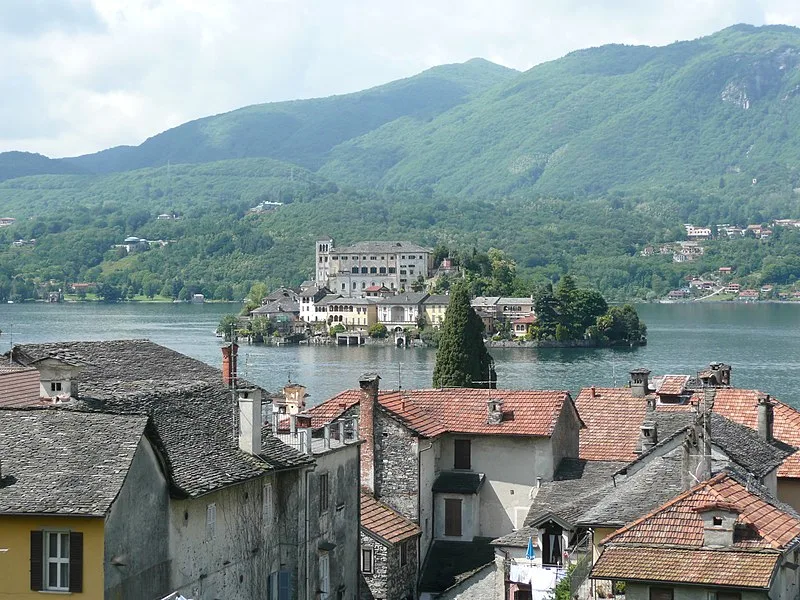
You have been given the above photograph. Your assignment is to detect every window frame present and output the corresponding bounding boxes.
[454,439,471,470]
[444,498,463,537]
[400,540,408,566]
[361,546,374,574]
[649,588,674,600]
[319,473,329,513]
[44,531,70,591]
[50,381,62,392]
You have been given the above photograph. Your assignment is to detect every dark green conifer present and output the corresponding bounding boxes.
[432,283,495,388]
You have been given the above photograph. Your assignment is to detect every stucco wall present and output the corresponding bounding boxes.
[169,468,304,600]
[308,445,361,600]
[624,583,768,600]
[419,439,438,558]
[0,515,104,598]
[437,434,555,538]
[104,437,171,600]
[434,493,479,541]
[778,478,800,512]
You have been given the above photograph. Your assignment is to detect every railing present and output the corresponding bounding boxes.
[270,413,359,455]
[569,534,593,600]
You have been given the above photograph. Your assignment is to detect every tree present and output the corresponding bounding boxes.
[432,283,495,388]
[217,314,239,341]
[97,282,122,303]
[368,322,387,338]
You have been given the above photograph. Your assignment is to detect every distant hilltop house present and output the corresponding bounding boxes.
[314,239,434,297]
[684,224,712,240]
[0,217,16,227]
[156,213,179,220]
[248,201,283,214]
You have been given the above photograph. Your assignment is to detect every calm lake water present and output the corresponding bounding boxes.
[1,302,798,408]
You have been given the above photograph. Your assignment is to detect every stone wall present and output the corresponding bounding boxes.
[437,560,502,600]
[360,533,418,600]
[374,409,420,521]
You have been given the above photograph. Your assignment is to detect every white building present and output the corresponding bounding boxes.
[314,240,433,297]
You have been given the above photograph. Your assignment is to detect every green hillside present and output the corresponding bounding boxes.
[64,59,517,174]
[0,151,85,183]
[321,24,800,196]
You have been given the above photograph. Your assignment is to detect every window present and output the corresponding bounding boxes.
[206,503,216,539]
[30,531,82,593]
[268,571,292,600]
[454,439,471,470]
[332,256,338,260]
[401,255,406,259]
[351,266,358,273]
[319,473,329,513]
[50,382,62,392]
[264,483,274,524]
[361,267,368,274]
[361,546,374,574]
[712,516,723,526]
[379,267,386,274]
[370,256,377,260]
[341,283,346,290]
[370,267,377,274]
[400,540,408,566]
[444,498,462,537]
[388,267,396,274]
[710,594,741,600]
[650,589,674,600]
[319,553,330,600]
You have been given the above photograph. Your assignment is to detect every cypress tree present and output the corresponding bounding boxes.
[432,283,496,388]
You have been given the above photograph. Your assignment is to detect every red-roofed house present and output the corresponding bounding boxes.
[0,365,44,408]
[592,471,800,599]
[299,374,584,592]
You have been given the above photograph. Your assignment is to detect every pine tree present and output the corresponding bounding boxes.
[432,283,496,388]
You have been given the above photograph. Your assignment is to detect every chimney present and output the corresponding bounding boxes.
[487,398,504,425]
[758,394,775,442]
[629,369,650,398]
[640,421,657,453]
[695,504,740,548]
[221,343,238,386]
[238,387,262,455]
[589,386,596,399]
[359,372,380,493]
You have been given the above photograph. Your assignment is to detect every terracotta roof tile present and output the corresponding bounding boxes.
[656,375,689,396]
[0,367,42,408]
[576,387,645,460]
[604,471,800,549]
[360,493,421,545]
[304,388,574,438]
[592,546,778,589]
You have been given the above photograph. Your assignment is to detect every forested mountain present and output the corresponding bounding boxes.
[63,59,517,174]
[0,151,85,182]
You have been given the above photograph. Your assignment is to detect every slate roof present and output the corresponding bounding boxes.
[360,493,421,545]
[251,299,299,315]
[333,241,432,254]
[432,471,485,494]
[0,409,148,516]
[303,388,576,439]
[418,538,496,593]
[0,367,42,408]
[524,458,626,528]
[592,547,779,589]
[377,293,429,306]
[423,295,450,305]
[491,526,539,548]
[10,341,314,497]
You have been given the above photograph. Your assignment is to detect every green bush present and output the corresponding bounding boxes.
[368,322,388,338]
[329,323,346,337]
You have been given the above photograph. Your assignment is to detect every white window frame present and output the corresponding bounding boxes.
[361,546,374,574]
[319,553,330,600]
[44,531,70,591]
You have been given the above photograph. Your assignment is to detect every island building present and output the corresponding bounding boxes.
[314,239,434,297]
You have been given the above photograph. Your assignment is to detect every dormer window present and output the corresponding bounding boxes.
[713,516,723,527]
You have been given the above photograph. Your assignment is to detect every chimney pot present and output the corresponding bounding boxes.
[487,398,504,425]
[221,343,238,386]
[640,421,658,453]
[629,369,650,398]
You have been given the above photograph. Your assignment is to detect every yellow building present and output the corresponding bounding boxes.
[0,409,168,598]
[319,296,379,328]
[423,294,450,329]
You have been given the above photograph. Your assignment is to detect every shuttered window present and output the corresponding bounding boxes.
[454,439,471,470]
[319,553,330,600]
[30,530,82,593]
[444,498,462,537]
[319,473,329,513]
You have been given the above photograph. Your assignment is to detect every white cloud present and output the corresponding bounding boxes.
[0,0,796,157]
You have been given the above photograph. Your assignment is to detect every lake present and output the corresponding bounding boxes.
[0,302,798,407]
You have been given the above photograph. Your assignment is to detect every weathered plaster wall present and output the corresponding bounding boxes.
[434,493,479,541]
[169,469,304,600]
[549,401,580,472]
[104,437,170,600]
[418,438,438,558]
[308,444,360,600]
[778,478,800,512]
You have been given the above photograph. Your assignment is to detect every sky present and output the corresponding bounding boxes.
[3,0,800,158]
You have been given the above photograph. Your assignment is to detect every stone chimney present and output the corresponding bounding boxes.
[695,503,740,548]
[758,394,775,443]
[238,387,262,455]
[640,421,657,453]
[629,369,650,398]
[487,398,504,425]
[221,343,238,386]
[359,372,380,493]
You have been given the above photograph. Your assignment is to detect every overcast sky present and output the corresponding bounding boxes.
[3,0,800,158]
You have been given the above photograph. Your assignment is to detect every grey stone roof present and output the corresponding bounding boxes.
[419,538,495,593]
[0,409,148,516]
[432,471,486,494]
[377,292,429,305]
[333,241,432,254]
[492,525,539,548]
[524,458,626,528]
[251,299,300,315]
[423,295,450,305]
[10,341,314,497]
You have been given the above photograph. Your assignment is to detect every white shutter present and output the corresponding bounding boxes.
[318,554,330,600]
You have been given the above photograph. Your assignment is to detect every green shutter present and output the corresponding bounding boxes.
[69,532,83,593]
[30,531,43,591]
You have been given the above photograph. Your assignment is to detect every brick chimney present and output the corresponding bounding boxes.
[629,369,650,398]
[758,394,775,442]
[221,343,238,386]
[359,372,380,493]
[238,387,262,455]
